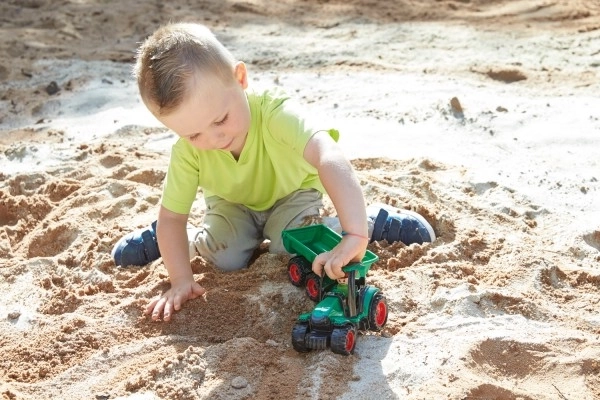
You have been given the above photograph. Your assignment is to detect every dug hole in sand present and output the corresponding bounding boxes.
[1,1,599,399]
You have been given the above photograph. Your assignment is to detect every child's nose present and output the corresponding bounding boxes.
[210,131,226,145]
[213,130,225,141]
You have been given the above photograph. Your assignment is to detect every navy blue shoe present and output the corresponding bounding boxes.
[112,221,161,267]
[368,204,436,245]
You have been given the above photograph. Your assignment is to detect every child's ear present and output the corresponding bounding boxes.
[234,62,248,89]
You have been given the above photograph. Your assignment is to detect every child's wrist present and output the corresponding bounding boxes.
[341,231,370,241]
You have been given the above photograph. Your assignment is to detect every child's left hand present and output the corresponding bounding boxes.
[311,235,368,280]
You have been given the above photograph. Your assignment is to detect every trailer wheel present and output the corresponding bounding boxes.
[291,323,310,353]
[287,256,311,287]
[305,273,322,302]
[331,325,357,355]
[368,292,388,331]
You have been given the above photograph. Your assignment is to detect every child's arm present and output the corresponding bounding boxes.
[144,205,205,321]
[303,130,369,280]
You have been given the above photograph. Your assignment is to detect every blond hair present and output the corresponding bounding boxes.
[134,23,237,115]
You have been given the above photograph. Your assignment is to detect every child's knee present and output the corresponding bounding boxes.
[268,238,287,254]
[205,248,251,272]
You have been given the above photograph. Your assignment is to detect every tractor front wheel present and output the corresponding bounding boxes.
[291,323,310,353]
[331,325,357,355]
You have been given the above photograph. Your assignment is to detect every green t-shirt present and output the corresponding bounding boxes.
[161,88,339,214]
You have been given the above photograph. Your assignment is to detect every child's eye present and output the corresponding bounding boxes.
[214,114,228,126]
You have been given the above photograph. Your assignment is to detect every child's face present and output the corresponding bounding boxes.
[156,63,251,158]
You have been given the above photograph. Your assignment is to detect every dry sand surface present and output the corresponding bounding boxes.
[1,1,600,399]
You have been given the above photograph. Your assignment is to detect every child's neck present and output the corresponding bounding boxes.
[230,131,248,160]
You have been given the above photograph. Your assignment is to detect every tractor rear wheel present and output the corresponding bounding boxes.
[368,292,388,331]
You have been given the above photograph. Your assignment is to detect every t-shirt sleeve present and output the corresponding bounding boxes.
[264,92,339,153]
[161,139,200,215]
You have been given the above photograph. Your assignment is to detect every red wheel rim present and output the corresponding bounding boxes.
[346,329,355,352]
[375,301,387,327]
[306,279,319,299]
[289,264,301,284]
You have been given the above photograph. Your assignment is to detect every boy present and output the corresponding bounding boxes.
[112,23,435,321]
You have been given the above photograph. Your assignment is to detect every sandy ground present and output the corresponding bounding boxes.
[1,1,600,399]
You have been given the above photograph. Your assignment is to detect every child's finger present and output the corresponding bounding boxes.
[163,298,174,321]
[172,294,181,311]
[191,283,206,298]
[324,257,345,280]
[151,297,167,321]
[312,252,327,276]
[144,297,159,314]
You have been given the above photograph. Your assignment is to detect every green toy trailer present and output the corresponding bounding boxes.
[282,224,388,355]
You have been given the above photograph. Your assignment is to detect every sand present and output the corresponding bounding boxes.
[1,0,599,399]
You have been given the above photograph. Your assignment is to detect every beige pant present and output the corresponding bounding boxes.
[187,189,341,272]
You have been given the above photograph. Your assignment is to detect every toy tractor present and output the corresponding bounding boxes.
[282,224,388,355]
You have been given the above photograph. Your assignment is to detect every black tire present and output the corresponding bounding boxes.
[331,325,357,355]
[368,292,388,331]
[287,256,311,287]
[304,273,322,302]
[291,323,310,353]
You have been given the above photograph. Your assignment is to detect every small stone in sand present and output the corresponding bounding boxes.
[232,376,249,389]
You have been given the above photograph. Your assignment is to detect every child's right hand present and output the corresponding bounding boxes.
[144,280,206,322]
[312,234,368,280]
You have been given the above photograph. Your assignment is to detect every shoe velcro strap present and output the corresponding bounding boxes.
[141,229,160,260]
[387,217,402,243]
[371,209,389,242]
